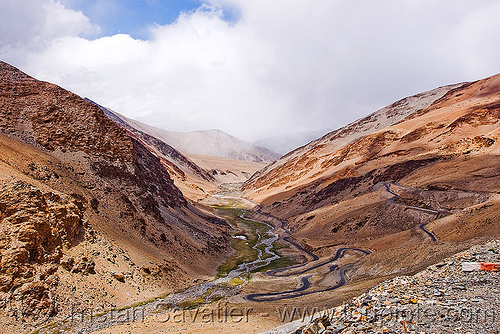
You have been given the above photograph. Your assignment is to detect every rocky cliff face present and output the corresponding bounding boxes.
[0,61,229,331]
[0,181,84,292]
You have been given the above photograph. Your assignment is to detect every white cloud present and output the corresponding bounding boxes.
[41,1,99,38]
[0,0,98,51]
[2,0,500,141]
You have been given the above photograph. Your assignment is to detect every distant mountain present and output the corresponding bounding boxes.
[103,113,280,163]
[91,102,268,201]
[157,128,281,163]
[253,129,332,155]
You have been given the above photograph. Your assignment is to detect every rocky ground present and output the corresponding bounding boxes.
[283,240,500,334]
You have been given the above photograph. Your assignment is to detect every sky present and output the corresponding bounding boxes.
[1,0,500,142]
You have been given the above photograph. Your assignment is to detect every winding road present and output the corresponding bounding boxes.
[244,202,373,302]
[247,264,355,302]
[383,182,439,242]
[266,247,368,277]
[248,181,449,302]
[246,247,369,302]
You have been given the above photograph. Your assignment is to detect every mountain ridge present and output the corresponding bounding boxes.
[100,108,281,163]
[93,101,269,200]
[244,81,466,199]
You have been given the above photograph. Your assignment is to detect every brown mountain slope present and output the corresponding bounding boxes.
[0,61,230,331]
[244,82,463,201]
[243,73,500,288]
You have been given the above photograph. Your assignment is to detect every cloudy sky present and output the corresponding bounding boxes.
[1,0,500,141]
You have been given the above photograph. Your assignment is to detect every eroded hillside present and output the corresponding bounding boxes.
[243,73,500,292]
[0,61,230,332]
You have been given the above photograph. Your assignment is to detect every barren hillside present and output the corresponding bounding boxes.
[245,82,464,200]
[243,73,500,291]
[0,61,230,332]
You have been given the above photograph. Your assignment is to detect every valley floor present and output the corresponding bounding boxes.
[27,182,500,334]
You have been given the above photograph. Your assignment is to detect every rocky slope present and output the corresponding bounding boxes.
[0,181,84,293]
[271,240,500,334]
[0,61,230,332]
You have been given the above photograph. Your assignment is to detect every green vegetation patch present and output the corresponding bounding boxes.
[214,206,272,278]
[177,287,223,309]
[251,256,295,273]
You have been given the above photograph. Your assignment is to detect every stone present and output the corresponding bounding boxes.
[112,272,125,282]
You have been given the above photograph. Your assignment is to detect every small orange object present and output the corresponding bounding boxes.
[480,263,500,271]
[463,262,500,271]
